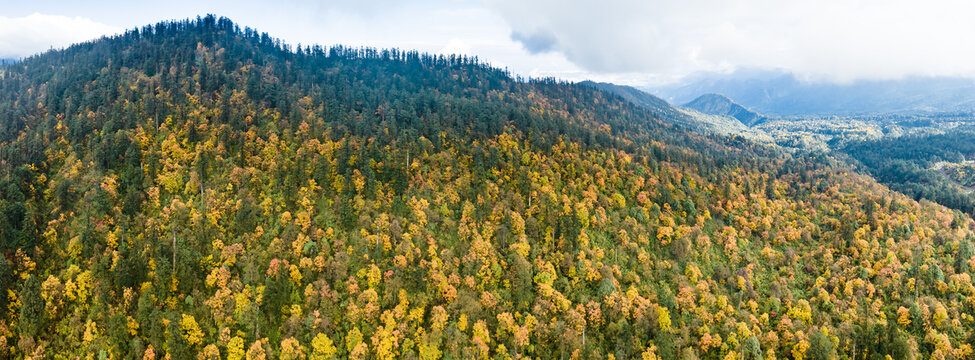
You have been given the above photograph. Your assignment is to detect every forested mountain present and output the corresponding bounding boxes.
[841,131,975,216]
[684,94,765,127]
[1,15,974,359]
[579,81,696,126]
[583,82,774,143]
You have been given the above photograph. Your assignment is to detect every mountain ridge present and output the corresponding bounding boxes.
[683,93,765,126]
[584,82,774,143]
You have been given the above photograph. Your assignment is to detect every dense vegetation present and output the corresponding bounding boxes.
[841,131,975,215]
[942,163,975,188]
[2,15,975,359]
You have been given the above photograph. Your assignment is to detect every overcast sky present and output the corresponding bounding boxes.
[3,0,975,86]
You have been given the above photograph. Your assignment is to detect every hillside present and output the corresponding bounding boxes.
[0,15,973,359]
[584,82,773,143]
[841,131,975,216]
[684,94,765,127]
[580,81,696,125]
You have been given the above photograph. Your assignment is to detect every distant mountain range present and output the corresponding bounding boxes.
[0,58,17,65]
[683,93,765,126]
[646,69,975,115]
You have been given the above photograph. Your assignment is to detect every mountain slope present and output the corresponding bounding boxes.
[580,81,695,124]
[584,82,774,143]
[0,15,972,359]
[841,131,975,215]
[684,93,765,126]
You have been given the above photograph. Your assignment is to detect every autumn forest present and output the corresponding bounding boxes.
[0,15,973,360]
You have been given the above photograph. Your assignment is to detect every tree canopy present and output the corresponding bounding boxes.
[0,14,970,360]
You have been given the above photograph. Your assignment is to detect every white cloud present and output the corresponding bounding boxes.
[11,2,974,86]
[257,0,593,83]
[0,13,121,59]
[485,0,975,84]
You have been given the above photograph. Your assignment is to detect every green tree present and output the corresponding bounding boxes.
[808,330,835,360]
[18,274,44,338]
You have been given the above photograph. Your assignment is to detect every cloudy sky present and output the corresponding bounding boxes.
[3,0,975,86]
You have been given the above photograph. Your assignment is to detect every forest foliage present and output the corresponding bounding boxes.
[1,15,974,360]
[841,131,975,216]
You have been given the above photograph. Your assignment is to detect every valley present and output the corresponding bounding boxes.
[613,83,975,220]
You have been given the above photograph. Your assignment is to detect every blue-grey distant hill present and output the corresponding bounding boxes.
[683,93,765,126]
[647,69,975,115]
